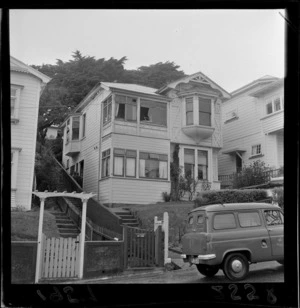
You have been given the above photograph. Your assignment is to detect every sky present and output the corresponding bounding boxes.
[9,9,285,93]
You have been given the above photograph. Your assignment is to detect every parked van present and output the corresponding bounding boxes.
[181,203,284,281]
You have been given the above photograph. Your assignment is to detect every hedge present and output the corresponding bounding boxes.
[194,189,269,208]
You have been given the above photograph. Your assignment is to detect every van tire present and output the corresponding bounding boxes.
[223,253,249,281]
[196,264,219,277]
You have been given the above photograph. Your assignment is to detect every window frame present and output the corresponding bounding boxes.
[198,96,212,126]
[139,152,168,180]
[101,149,111,178]
[11,85,22,121]
[265,96,283,116]
[71,116,80,141]
[140,99,167,127]
[197,150,208,180]
[103,96,112,125]
[251,144,262,156]
[115,95,138,122]
[82,113,86,138]
[185,97,194,126]
[237,211,262,228]
[213,213,237,230]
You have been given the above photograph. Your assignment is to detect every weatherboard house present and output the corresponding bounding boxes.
[10,56,51,210]
[61,72,230,205]
[218,76,284,180]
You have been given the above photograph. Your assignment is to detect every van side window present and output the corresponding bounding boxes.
[213,213,236,230]
[238,212,261,227]
[188,216,194,224]
[264,210,284,226]
[197,215,204,224]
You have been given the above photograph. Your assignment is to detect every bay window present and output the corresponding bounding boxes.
[140,99,167,126]
[139,152,168,179]
[186,98,193,125]
[198,97,211,126]
[115,95,137,122]
[101,149,111,178]
[265,96,283,115]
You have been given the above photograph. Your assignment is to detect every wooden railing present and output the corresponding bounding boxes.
[53,157,123,239]
[219,168,283,188]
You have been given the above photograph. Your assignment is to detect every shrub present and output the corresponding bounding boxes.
[162,192,171,202]
[232,160,270,188]
[194,189,268,208]
[272,187,284,210]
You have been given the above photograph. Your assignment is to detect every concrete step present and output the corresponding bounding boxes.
[122,222,139,227]
[121,218,138,223]
[60,234,79,238]
[57,224,78,230]
[50,212,68,216]
[59,228,79,234]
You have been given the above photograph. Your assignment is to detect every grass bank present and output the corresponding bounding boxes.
[116,201,194,247]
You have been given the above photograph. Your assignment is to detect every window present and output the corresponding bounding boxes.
[66,159,69,169]
[238,212,261,227]
[197,214,204,224]
[274,98,281,112]
[186,98,193,125]
[82,114,86,138]
[213,213,236,230]
[251,144,261,156]
[266,96,282,115]
[140,99,167,126]
[139,152,168,179]
[184,149,195,178]
[198,150,208,180]
[115,95,137,122]
[103,96,112,125]
[72,116,80,140]
[266,101,273,114]
[11,86,21,119]
[70,165,75,176]
[264,210,284,226]
[102,149,111,178]
[199,97,211,126]
[113,149,137,177]
[188,216,194,224]
[66,119,70,144]
[11,149,20,189]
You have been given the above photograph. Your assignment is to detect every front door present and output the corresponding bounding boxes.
[236,153,242,173]
[263,210,284,257]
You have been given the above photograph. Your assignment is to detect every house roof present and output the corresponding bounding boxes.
[101,82,165,97]
[156,71,231,99]
[10,56,51,84]
[229,75,279,97]
[249,78,284,97]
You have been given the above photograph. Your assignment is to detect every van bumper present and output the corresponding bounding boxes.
[181,254,216,264]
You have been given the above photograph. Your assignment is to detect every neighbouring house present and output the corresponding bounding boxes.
[61,72,230,205]
[45,124,60,140]
[218,76,284,187]
[11,56,51,210]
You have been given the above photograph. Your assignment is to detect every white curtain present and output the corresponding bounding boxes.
[139,159,146,177]
[159,161,168,179]
[114,156,124,176]
[126,158,135,176]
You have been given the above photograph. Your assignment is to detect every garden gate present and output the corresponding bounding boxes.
[40,234,80,279]
[124,226,164,268]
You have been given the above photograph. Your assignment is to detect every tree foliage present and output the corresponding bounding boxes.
[33,51,185,143]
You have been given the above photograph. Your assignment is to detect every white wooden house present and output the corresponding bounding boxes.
[61,72,230,205]
[11,56,51,210]
[218,76,284,180]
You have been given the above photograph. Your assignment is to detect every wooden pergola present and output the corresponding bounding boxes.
[32,191,96,283]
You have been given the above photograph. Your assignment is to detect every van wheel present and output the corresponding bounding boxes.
[196,264,219,277]
[223,253,249,281]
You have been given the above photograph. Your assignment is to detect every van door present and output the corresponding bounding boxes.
[263,210,284,257]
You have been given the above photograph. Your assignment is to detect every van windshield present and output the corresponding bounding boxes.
[186,212,206,232]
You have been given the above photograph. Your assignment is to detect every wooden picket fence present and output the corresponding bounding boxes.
[41,234,80,279]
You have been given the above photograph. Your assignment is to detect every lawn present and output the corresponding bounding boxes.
[118,201,194,247]
[11,210,60,241]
